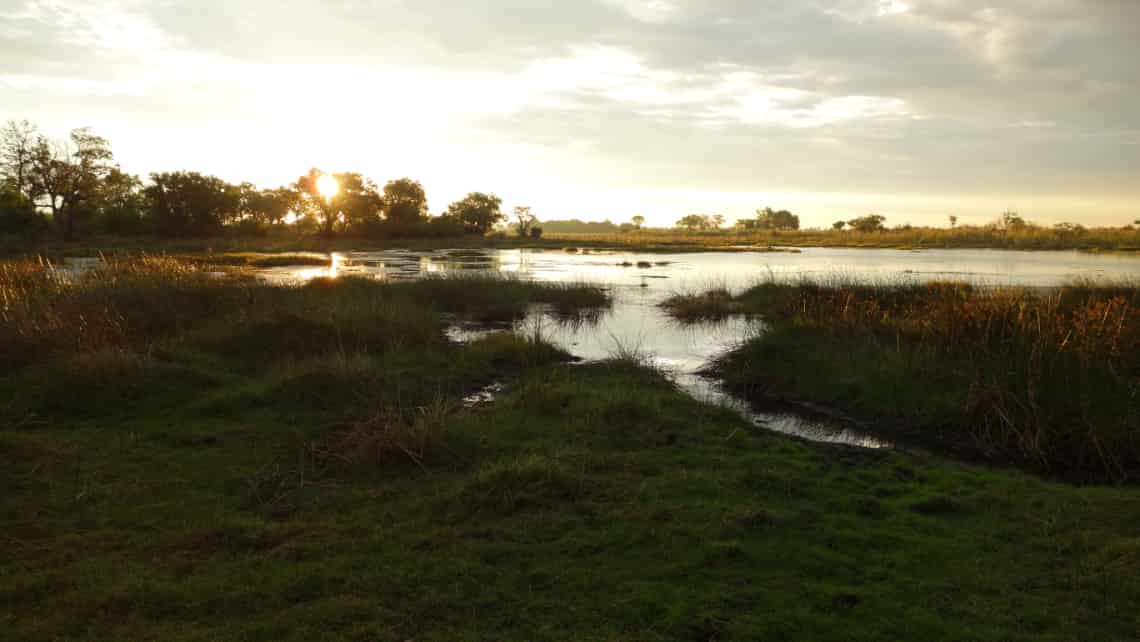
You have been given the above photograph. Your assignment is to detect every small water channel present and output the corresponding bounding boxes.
[254,246,1139,449]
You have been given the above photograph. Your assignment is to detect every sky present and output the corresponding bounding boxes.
[1,0,1138,228]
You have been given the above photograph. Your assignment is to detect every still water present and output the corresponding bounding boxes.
[259,247,1138,448]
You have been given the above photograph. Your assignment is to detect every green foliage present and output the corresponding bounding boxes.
[847,213,887,232]
[0,185,46,239]
[740,207,800,231]
[675,213,722,231]
[381,177,429,224]
[445,192,504,234]
[146,171,240,237]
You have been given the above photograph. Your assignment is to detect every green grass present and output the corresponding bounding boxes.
[3,361,1139,641]
[665,278,1140,480]
[3,258,1139,640]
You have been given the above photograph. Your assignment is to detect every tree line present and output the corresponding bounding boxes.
[0,120,511,241]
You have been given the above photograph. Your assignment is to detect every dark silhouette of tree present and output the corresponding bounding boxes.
[631,215,645,229]
[753,207,800,230]
[337,173,383,234]
[999,210,1027,231]
[382,178,428,224]
[0,184,45,238]
[242,186,293,227]
[95,168,147,234]
[948,215,958,228]
[446,192,504,234]
[676,214,705,231]
[847,214,887,232]
[676,214,722,231]
[295,169,382,236]
[514,206,537,237]
[28,128,116,239]
[833,220,847,231]
[145,171,239,237]
[1,119,39,199]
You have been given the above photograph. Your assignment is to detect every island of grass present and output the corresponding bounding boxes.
[662,277,1140,481]
[2,258,1139,641]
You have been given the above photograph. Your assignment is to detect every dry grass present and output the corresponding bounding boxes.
[547,224,1140,251]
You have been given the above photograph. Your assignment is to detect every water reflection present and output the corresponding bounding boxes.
[255,246,1140,448]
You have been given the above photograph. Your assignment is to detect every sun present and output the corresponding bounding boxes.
[316,173,339,200]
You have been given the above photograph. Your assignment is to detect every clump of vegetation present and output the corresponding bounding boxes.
[681,277,1140,479]
[659,288,740,321]
[385,274,609,323]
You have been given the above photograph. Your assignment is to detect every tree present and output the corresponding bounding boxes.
[753,207,799,231]
[336,173,383,233]
[28,128,116,239]
[631,215,645,229]
[513,206,537,237]
[676,214,717,231]
[94,168,147,234]
[948,215,958,228]
[998,210,1027,230]
[446,192,504,234]
[295,169,336,235]
[676,214,704,231]
[1053,222,1085,238]
[710,214,725,230]
[0,184,45,239]
[293,169,381,236]
[1,119,39,198]
[145,171,239,237]
[382,178,428,224]
[243,187,293,227]
[832,220,847,231]
[847,214,887,232]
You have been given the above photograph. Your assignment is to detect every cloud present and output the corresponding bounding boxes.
[1,0,1137,225]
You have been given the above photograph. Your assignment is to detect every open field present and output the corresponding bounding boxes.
[663,278,1140,480]
[2,257,1139,640]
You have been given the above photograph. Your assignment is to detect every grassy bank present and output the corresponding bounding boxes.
[3,259,1139,640]
[2,232,774,259]
[549,225,1140,252]
[664,279,1140,480]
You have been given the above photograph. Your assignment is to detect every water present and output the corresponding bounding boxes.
[257,246,1139,448]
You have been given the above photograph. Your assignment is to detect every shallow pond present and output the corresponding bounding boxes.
[254,246,1140,448]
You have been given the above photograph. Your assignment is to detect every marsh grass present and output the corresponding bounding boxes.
[6,255,1140,640]
[686,276,1140,479]
[659,288,739,321]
